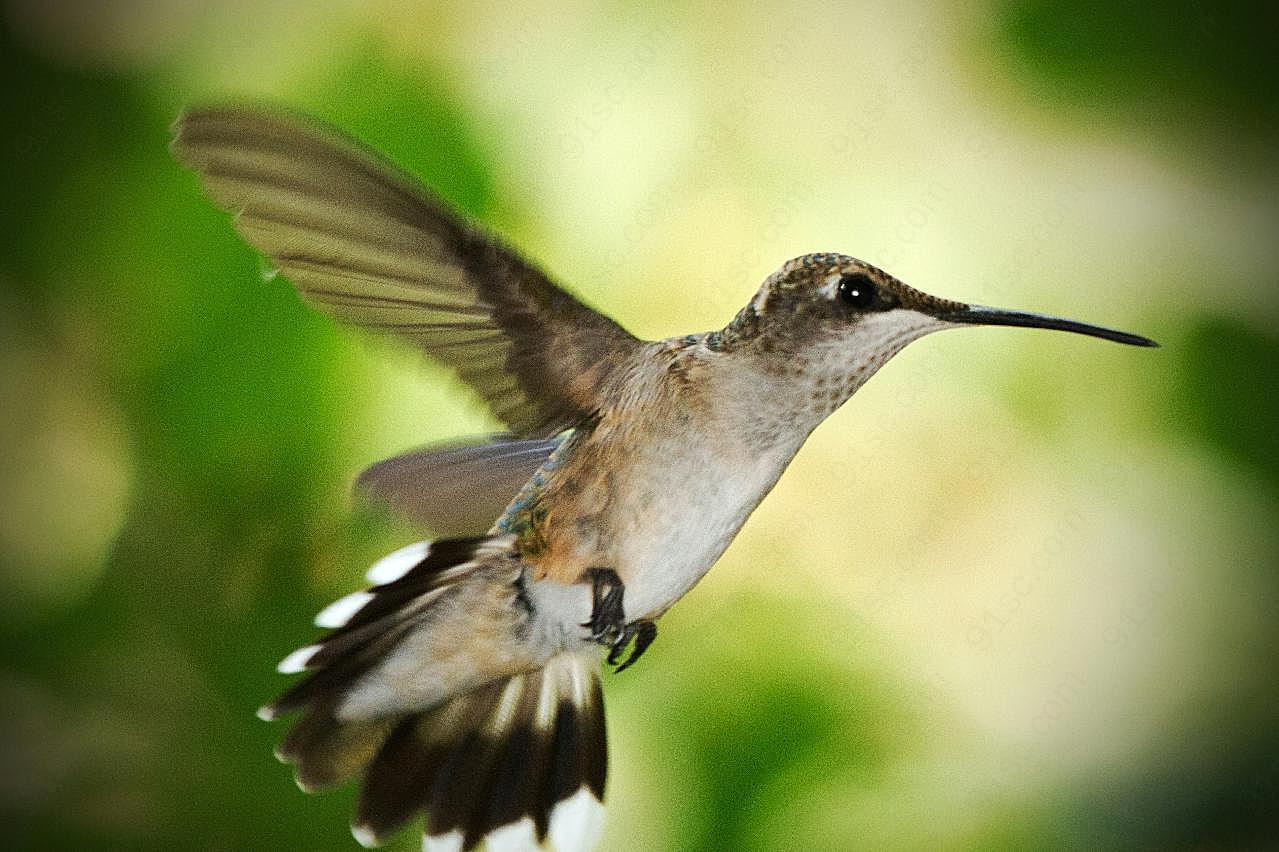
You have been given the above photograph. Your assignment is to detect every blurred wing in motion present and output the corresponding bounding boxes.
[355,434,564,537]
[172,106,643,437]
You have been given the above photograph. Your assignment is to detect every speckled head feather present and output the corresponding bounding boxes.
[723,253,968,350]
[713,252,1154,431]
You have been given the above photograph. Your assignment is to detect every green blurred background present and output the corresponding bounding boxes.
[3,1,1277,849]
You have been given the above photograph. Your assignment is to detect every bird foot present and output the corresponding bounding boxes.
[581,567,657,672]
[582,568,625,643]
[607,619,656,672]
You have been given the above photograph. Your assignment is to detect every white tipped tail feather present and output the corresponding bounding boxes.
[366,540,432,585]
[314,590,376,628]
[421,829,464,852]
[257,535,609,850]
[276,644,321,674]
[548,787,606,852]
[477,817,537,852]
[350,823,379,849]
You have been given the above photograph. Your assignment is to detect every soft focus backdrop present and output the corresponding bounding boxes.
[3,1,1277,849]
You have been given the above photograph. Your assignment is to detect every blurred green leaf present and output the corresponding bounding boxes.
[993,1,1279,135]
[1171,314,1279,489]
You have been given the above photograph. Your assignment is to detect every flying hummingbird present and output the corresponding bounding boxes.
[172,106,1157,852]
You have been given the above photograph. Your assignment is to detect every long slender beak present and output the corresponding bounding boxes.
[938,305,1159,347]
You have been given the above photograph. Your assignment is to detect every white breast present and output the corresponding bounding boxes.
[522,433,792,646]
[611,432,800,620]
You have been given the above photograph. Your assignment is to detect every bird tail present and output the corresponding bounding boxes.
[261,535,607,851]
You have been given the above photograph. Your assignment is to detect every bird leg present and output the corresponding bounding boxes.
[582,567,657,672]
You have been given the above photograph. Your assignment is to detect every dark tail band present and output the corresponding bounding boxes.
[353,655,606,850]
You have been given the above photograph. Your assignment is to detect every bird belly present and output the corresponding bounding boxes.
[610,449,791,621]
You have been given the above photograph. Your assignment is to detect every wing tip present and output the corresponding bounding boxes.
[170,102,319,165]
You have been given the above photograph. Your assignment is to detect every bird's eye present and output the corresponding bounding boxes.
[837,273,876,308]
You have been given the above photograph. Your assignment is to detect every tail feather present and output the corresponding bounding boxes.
[351,657,607,850]
[355,687,496,841]
[415,657,606,851]
[277,707,394,792]
[260,535,514,720]
[263,536,608,850]
[481,678,553,839]
[327,537,504,637]
[352,680,500,841]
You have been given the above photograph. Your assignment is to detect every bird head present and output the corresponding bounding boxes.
[720,253,1156,426]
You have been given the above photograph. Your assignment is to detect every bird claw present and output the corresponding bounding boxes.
[582,567,625,643]
[607,619,656,672]
[581,567,657,672]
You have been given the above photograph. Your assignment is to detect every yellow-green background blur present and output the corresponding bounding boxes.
[3,2,1277,849]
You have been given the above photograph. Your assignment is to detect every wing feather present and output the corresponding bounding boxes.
[355,435,563,536]
[173,105,642,436]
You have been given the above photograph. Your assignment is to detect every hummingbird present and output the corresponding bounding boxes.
[172,106,1157,852]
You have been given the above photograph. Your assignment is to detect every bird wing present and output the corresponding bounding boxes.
[354,435,563,537]
[172,106,642,437]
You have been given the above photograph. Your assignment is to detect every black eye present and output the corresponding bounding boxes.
[837,273,876,308]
